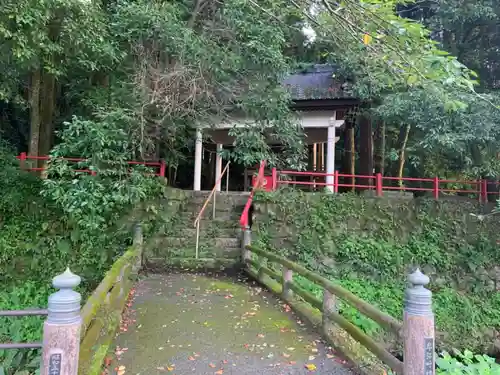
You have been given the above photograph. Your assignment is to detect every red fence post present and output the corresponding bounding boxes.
[19,152,27,170]
[159,160,166,178]
[375,173,383,197]
[333,170,339,193]
[480,179,488,204]
[433,177,439,200]
[271,168,277,190]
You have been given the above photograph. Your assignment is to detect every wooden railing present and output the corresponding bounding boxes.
[242,244,436,375]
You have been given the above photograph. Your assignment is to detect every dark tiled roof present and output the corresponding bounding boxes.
[282,64,349,100]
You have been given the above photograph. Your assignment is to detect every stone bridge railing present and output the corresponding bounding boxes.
[242,228,435,375]
[0,224,143,375]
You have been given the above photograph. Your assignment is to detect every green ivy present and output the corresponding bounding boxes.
[253,188,500,354]
[0,132,172,374]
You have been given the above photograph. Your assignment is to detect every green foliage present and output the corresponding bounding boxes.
[437,351,500,375]
[43,111,163,232]
[299,0,479,98]
[0,282,48,375]
[0,131,164,373]
[254,189,500,353]
[99,0,307,169]
[0,148,56,374]
[0,0,116,101]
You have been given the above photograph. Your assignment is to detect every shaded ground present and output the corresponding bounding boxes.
[109,273,355,375]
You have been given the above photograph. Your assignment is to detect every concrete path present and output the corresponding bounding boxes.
[109,273,355,375]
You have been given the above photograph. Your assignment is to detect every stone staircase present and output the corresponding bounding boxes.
[146,191,250,267]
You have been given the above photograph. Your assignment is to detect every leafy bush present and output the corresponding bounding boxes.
[437,351,500,375]
[254,188,500,353]
[0,114,165,374]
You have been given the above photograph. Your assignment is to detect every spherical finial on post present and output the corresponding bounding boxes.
[408,268,430,288]
[52,268,81,290]
[405,268,432,316]
[47,268,82,324]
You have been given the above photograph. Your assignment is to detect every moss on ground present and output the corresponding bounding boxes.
[108,274,351,375]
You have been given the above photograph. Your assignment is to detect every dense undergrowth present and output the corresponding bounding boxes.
[253,188,500,356]
[0,118,166,374]
[0,149,86,373]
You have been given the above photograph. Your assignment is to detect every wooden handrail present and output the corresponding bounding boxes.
[193,161,231,229]
[239,161,266,228]
[247,245,402,334]
[245,244,404,373]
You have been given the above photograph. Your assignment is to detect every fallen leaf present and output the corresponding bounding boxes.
[305,363,317,371]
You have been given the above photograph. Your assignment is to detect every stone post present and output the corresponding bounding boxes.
[41,268,82,375]
[133,222,144,271]
[282,267,293,300]
[133,222,143,249]
[241,226,251,264]
[403,269,435,375]
[322,289,336,336]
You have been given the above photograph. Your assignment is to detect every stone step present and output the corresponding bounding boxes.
[182,202,243,215]
[186,190,250,197]
[170,219,241,233]
[146,246,241,259]
[166,227,239,238]
[186,192,250,206]
[157,236,240,248]
[178,210,241,223]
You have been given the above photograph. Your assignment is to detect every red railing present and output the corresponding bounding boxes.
[16,152,166,177]
[274,170,496,203]
[239,161,267,228]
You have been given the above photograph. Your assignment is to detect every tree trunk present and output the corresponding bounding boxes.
[341,119,356,192]
[357,114,373,190]
[29,69,41,160]
[39,71,56,160]
[397,124,411,186]
[374,121,386,175]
